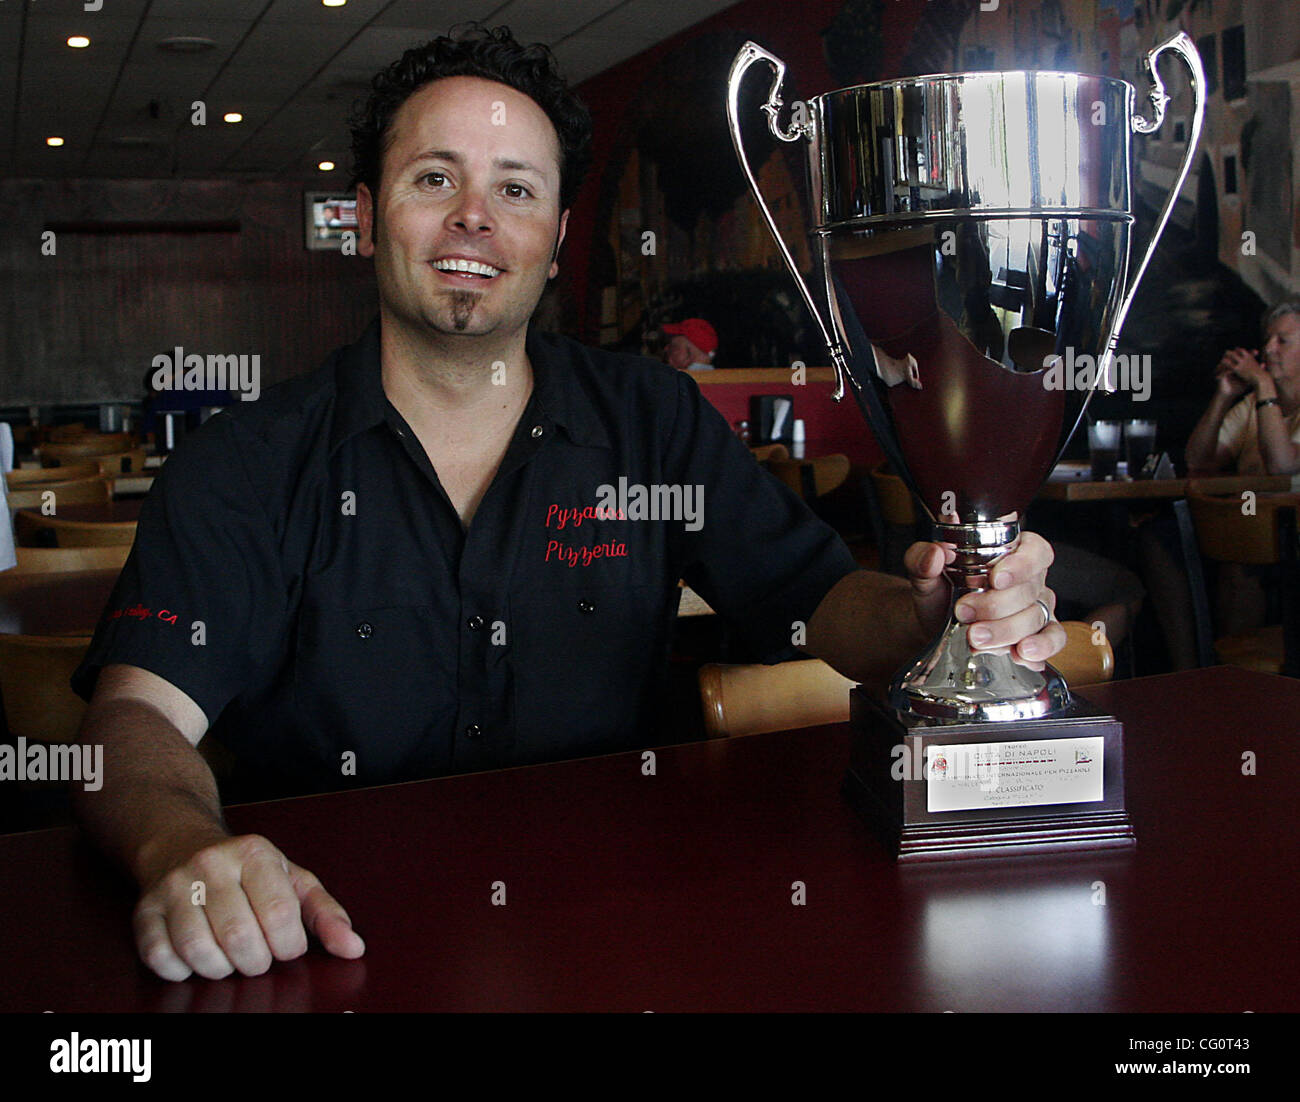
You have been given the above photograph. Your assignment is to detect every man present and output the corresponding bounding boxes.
[662,318,718,370]
[70,26,1062,983]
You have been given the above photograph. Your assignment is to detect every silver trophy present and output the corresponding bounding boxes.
[728,36,1205,858]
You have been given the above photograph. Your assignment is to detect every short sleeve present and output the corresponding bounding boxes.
[1217,397,1253,463]
[666,372,858,662]
[71,414,290,724]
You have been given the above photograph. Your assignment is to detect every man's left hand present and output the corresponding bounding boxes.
[905,531,1065,666]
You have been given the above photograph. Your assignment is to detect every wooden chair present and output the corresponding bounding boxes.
[749,443,790,463]
[0,634,90,742]
[767,455,851,501]
[865,463,927,576]
[6,462,101,487]
[85,447,149,477]
[699,658,856,738]
[6,477,112,513]
[15,511,136,548]
[39,433,136,463]
[1174,490,1298,675]
[9,545,130,575]
[868,464,920,526]
[698,621,1114,738]
[1053,620,1116,685]
[47,423,91,442]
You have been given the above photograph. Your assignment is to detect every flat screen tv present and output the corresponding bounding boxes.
[305,191,358,251]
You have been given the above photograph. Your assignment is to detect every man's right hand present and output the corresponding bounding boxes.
[133,832,365,982]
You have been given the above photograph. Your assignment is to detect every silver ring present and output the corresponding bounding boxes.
[1033,598,1053,632]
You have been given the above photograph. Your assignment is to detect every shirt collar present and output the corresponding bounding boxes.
[330,317,611,454]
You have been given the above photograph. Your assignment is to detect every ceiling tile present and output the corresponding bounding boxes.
[372,1,502,30]
[264,0,391,26]
[493,0,626,44]
[207,62,321,103]
[326,25,444,71]
[228,22,357,68]
[149,0,268,17]
[2,0,738,178]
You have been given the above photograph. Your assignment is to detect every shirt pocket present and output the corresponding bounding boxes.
[293,602,457,783]
[508,582,674,758]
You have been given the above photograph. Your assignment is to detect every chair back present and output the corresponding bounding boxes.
[7,477,112,512]
[1185,488,1297,566]
[698,621,1114,739]
[47,423,91,442]
[15,513,136,547]
[0,634,90,742]
[767,455,851,500]
[40,433,136,462]
[1175,492,1298,672]
[6,462,102,487]
[699,658,856,738]
[749,443,790,463]
[10,545,130,575]
[1051,621,1115,687]
[869,464,919,526]
[88,447,149,477]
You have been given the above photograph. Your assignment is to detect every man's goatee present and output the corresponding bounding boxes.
[449,290,478,331]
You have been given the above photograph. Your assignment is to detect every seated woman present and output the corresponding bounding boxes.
[1147,298,1300,660]
[1185,299,1300,488]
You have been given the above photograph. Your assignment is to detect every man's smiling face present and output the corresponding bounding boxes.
[357,76,568,343]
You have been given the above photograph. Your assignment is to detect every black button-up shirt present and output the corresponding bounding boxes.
[74,320,858,797]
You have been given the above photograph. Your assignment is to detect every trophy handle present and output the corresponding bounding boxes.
[1107,31,1207,357]
[726,42,852,400]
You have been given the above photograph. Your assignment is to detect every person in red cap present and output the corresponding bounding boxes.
[662,318,718,370]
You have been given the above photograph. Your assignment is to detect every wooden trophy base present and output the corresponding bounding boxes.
[843,688,1135,863]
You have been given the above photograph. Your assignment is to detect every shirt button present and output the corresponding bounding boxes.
[530,425,543,438]
[465,724,483,739]
[467,615,485,631]
[577,599,595,614]
[356,622,373,639]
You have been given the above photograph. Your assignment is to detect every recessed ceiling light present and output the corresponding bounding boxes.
[47,137,65,147]
[322,1,348,8]
[318,161,336,171]
[157,36,217,53]
[67,36,91,49]
[224,112,243,124]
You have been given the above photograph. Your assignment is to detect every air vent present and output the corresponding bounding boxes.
[157,36,217,53]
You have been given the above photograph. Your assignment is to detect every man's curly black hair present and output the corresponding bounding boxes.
[349,24,593,212]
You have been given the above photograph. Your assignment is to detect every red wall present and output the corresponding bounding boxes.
[695,374,881,466]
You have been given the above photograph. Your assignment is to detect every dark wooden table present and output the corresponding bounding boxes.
[0,666,1295,1012]
[0,568,120,636]
[1038,472,1292,502]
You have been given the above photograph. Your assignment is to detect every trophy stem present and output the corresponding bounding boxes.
[888,519,1070,724]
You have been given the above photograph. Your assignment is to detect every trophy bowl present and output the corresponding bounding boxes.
[728,36,1205,858]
